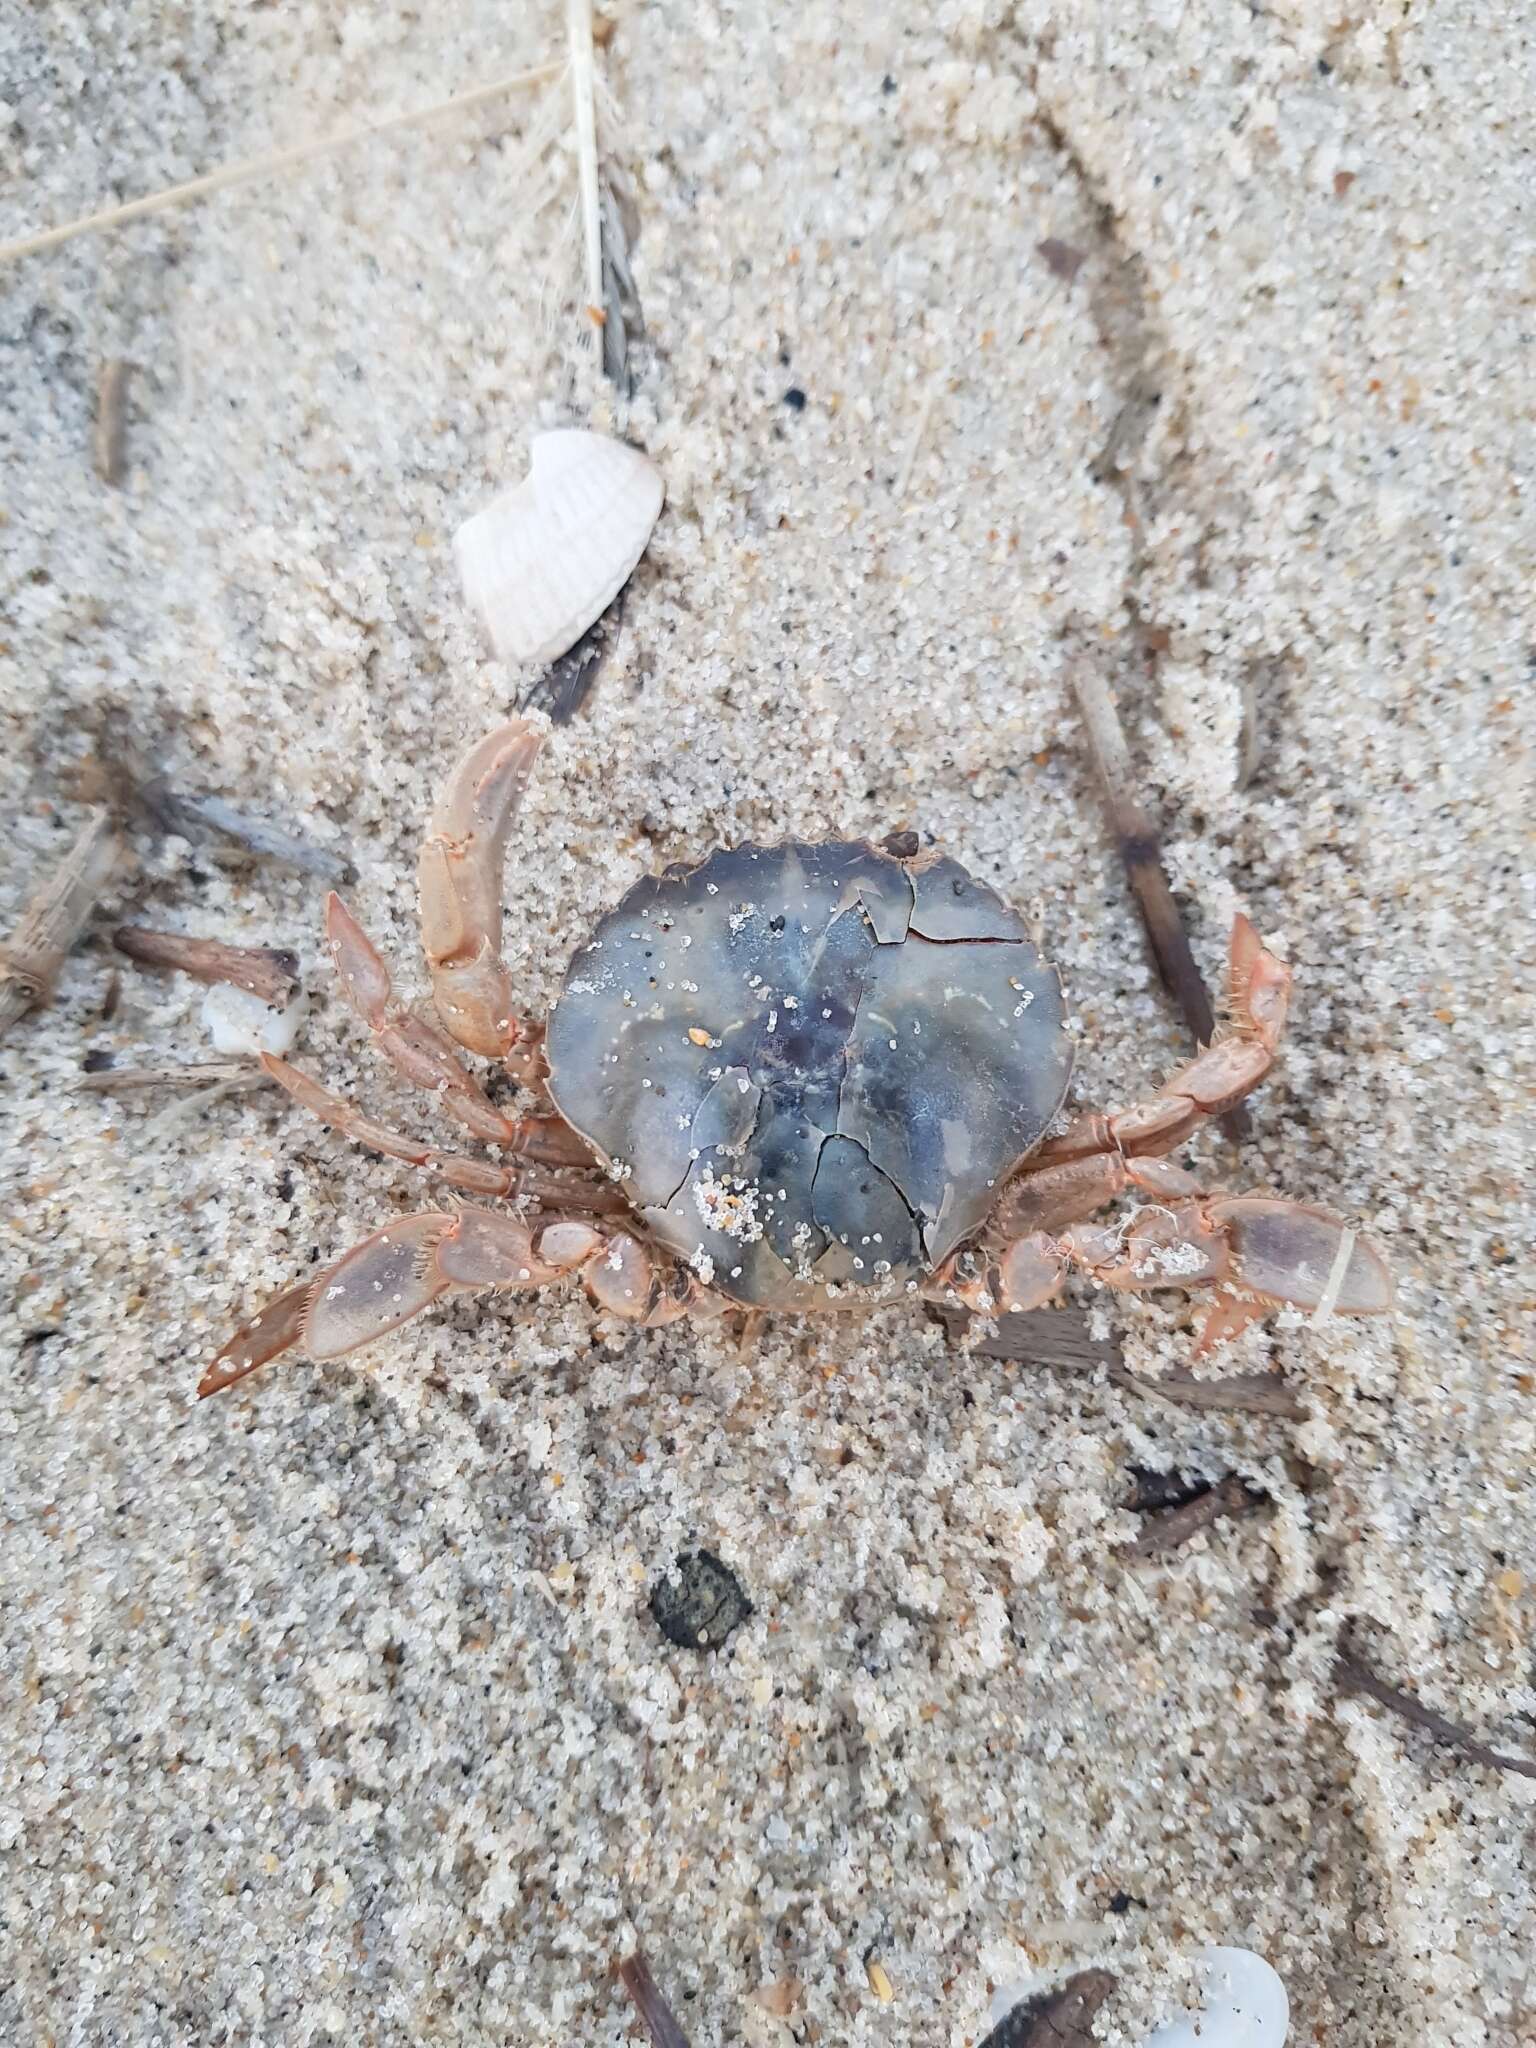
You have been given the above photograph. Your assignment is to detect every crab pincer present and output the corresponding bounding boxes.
[417,721,543,1062]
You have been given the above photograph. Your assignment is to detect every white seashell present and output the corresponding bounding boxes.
[1141,1947,1289,2048]
[201,984,307,1057]
[453,430,664,666]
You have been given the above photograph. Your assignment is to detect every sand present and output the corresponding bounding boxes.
[1,2,1532,2043]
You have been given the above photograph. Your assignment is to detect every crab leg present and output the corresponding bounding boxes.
[418,721,543,1061]
[1030,915,1292,1167]
[259,1054,615,1204]
[934,1192,1390,1347]
[926,1154,1199,1313]
[324,892,520,1144]
[1062,1195,1393,1352]
[199,1209,714,1396]
[941,1146,1388,1349]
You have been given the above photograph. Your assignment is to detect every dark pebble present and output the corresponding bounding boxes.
[781,387,807,411]
[649,1549,752,1650]
[1127,1465,1211,1514]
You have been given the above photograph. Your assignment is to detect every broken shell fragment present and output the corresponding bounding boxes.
[453,430,664,666]
[201,983,307,1057]
[1141,1947,1289,2048]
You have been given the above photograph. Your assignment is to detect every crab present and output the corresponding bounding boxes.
[199,721,1391,1397]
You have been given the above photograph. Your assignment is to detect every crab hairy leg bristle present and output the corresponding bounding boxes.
[418,721,542,1060]
[324,892,518,1145]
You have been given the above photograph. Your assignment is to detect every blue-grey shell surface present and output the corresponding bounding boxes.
[544,841,1071,1309]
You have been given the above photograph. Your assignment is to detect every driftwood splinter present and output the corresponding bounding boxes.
[618,1952,691,2048]
[1336,1647,1536,1781]
[113,925,299,1005]
[0,810,122,1039]
[1070,663,1247,1140]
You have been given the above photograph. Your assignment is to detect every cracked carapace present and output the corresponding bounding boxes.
[200,721,1391,1397]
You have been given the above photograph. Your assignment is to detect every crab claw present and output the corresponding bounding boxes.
[418,721,542,1060]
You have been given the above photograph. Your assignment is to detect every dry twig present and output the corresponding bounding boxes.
[138,779,355,884]
[567,0,604,329]
[618,1952,691,2048]
[0,63,562,266]
[94,359,128,484]
[77,1060,271,1095]
[113,925,298,1004]
[1069,662,1246,1139]
[0,811,122,1038]
[1336,1649,1536,1781]
[933,1304,1302,1419]
[1128,1474,1267,1559]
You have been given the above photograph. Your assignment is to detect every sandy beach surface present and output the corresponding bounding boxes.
[2,3,1532,2043]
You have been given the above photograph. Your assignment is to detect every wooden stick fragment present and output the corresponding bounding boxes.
[980,1968,1118,2048]
[1336,1649,1536,1781]
[0,62,563,267]
[0,810,122,1038]
[77,1060,271,1094]
[933,1304,1302,1419]
[113,925,298,1004]
[139,780,356,884]
[567,0,604,323]
[94,359,128,484]
[1128,1474,1267,1559]
[618,1952,691,2048]
[1069,663,1246,1138]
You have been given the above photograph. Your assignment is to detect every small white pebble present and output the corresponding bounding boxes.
[201,984,307,1057]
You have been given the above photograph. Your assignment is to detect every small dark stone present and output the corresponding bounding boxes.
[81,1048,115,1073]
[1107,1891,1145,1914]
[1128,1465,1211,1513]
[979,1968,1117,2048]
[881,829,920,859]
[1036,236,1087,283]
[781,386,807,411]
[881,74,898,94]
[649,1549,751,1650]
[275,1166,295,1202]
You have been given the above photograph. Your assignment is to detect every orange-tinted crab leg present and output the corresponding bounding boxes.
[259,1054,611,1201]
[418,722,543,1062]
[324,892,520,1145]
[1030,915,1291,1167]
[1062,1196,1393,1352]
[199,1209,717,1396]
